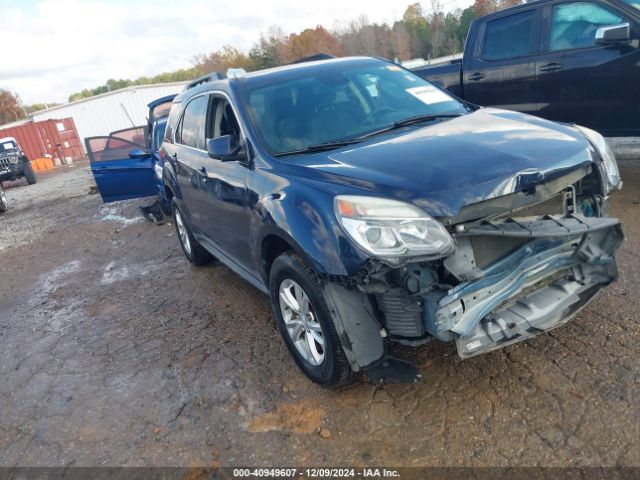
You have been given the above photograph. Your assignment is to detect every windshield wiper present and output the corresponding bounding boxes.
[274,139,363,157]
[273,113,463,157]
[358,113,463,140]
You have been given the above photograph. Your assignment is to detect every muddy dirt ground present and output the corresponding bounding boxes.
[0,158,639,467]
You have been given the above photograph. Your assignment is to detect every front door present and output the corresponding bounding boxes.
[86,126,157,203]
[536,0,640,135]
[198,95,252,267]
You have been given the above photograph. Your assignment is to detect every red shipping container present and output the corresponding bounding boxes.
[0,118,84,163]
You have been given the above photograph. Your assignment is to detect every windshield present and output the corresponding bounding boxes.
[0,141,18,154]
[620,0,640,9]
[241,62,467,156]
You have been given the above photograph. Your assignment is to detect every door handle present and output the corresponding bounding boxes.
[539,62,563,73]
[468,72,485,81]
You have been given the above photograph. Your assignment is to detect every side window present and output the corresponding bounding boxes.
[210,98,242,142]
[482,10,536,60]
[107,126,147,148]
[550,2,623,51]
[178,95,208,149]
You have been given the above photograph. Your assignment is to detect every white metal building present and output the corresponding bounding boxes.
[31,81,188,144]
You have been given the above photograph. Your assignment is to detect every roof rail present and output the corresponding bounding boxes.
[290,53,336,64]
[185,71,226,90]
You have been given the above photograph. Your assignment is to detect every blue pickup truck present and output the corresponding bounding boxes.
[414,0,640,136]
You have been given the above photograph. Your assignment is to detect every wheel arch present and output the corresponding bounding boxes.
[260,229,319,287]
[162,161,180,201]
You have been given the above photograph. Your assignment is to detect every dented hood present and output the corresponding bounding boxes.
[285,108,595,218]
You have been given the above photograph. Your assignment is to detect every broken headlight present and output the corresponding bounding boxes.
[335,195,454,258]
[574,125,621,193]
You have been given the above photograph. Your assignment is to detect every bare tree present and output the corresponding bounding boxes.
[0,90,26,125]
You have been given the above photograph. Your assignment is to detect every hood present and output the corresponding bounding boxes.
[282,108,595,218]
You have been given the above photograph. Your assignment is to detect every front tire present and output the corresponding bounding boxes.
[22,161,37,185]
[171,199,213,266]
[269,252,351,387]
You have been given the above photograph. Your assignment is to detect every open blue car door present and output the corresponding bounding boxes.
[86,125,158,203]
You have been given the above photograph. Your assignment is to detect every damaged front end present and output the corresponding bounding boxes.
[433,215,621,358]
[324,162,622,381]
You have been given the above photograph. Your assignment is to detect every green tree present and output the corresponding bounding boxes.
[24,102,60,114]
[457,6,477,46]
[402,3,432,58]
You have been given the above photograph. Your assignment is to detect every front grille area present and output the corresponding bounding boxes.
[470,189,575,269]
[470,236,530,269]
[376,293,424,338]
[492,190,567,221]
[0,158,12,167]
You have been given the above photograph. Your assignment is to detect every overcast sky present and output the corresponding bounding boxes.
[1,0,473,105]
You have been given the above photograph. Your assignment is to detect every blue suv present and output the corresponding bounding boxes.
[97,57,623,386]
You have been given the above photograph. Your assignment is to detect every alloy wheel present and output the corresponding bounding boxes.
[278,279,325,366]
[175,210,192,256]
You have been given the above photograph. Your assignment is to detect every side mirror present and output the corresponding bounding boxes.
[128,148,152,159]
[207,135,246,161]
[596,23,630,45]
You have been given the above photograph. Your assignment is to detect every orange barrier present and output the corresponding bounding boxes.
[30,158,55,172]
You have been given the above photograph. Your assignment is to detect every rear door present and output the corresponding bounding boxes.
[463,6,543,114]
[86,125,157,203]
[172,94,212,231]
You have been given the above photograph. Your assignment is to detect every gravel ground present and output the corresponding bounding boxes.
[0,155,639,467]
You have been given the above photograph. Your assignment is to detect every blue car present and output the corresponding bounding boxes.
[93,57,623,387]
[87,94,175,216]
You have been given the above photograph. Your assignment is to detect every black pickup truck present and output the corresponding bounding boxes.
[413,0,640,136]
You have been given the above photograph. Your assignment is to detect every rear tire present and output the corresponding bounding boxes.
[269,252,351,387]
[0,185,7,212]
[171,199,213,266]
[158,190,172,216]
[23,161,37,185]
